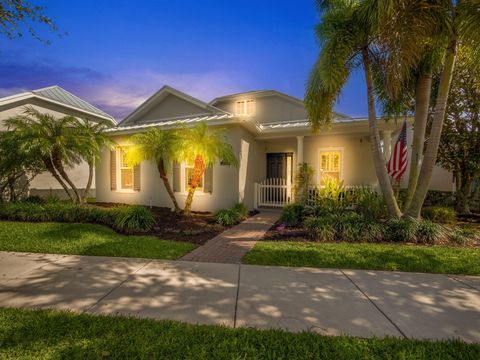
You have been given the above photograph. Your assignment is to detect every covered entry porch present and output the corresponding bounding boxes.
[252,121,400,209]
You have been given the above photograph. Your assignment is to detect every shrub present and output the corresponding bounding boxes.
[215,208,240,226]
[304,216,336,242]
[232,203,248,220]
[416,220,447,244]
[422,206,456,224]
[385,219,419,243]
[0,202,156,234]
[336,213,384,243]
[21,196,46,204]
[280,203,305,227]
[112,205,155,234]
[353,187,387,220]
[450,227,479,246]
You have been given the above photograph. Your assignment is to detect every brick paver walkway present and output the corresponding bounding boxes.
[181,211,280,263]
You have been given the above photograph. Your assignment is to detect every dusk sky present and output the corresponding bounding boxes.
[0,0,367,120]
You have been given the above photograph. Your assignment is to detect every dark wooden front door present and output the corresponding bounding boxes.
[267,153,287,179]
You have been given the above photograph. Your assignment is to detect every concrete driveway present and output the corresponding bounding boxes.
[0,251,478,343]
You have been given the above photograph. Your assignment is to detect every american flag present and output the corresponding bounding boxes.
[386,121,408,182]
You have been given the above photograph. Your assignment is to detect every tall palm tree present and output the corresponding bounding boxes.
[5,107,82,202]
[305,0,402,217]
[72,119,114,203]
[127,129,181,212]
[177,122,238,216]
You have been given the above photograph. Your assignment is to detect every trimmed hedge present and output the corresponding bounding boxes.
[421,206,456,224]
[0,202,155,234]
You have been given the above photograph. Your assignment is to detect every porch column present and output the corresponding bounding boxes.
[296,136,304,166]
[382,130,392,162]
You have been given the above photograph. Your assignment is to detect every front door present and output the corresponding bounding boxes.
[267,153,287,179]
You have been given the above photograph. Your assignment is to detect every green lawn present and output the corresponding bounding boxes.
[0,308,477,359]
[0,221,195,259]
[244,241,480,275]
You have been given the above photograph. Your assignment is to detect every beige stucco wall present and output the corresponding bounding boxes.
[96,125,248,212]
[214,95,306,124]
[141,94,210,122]
[0,101,97,191]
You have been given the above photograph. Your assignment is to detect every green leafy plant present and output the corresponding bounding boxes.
[215,209,240,226]
[353,186,387,220]
[112,206,155,234]
[336,213,384,243]
[280,203,305,227]
[416,220,447,244]
[421,206,456,224]
[304,216,336,242]
[385,219,419,243]
[450,227,479,246]
[232,203,248,220]
[294,163,314,205]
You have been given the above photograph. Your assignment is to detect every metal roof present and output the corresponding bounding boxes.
[32,86,115,122]
[106,114,235,133]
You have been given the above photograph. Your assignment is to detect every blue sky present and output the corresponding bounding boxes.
[0,0,367,120]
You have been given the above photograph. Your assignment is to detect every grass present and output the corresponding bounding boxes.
[0,221,195,260]
[244,241,480,275]
[0,308,478,359]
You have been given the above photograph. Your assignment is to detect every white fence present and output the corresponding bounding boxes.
[254,180,377,209]
[254,178,292,208]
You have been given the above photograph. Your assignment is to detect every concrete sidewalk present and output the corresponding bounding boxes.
[0,251,479,343]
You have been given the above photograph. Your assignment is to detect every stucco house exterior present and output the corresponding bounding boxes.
[0,86,116,197]
[96,85,453,212]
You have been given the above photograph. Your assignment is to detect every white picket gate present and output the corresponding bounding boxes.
[254,178,292,208]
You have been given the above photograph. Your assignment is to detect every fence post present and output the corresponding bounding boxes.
[253,183,258,209]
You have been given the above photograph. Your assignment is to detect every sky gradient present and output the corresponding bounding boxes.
[0,0,367,120]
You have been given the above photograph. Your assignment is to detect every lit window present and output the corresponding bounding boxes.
[319,150,342,185]
[119,147,134,190]
[184,163,204,191]
[235,99,255,116]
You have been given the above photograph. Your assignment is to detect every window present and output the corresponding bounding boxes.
[119,147,134,190]
[184,163,204,192]
[235,99,255,116]
[319,150,342,185]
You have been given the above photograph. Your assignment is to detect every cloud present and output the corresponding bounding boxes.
[0,60,248,120]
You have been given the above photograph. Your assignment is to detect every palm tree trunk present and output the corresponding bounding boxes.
[81,160,94,204]
[406,40,457,218]
[362,48,402,218]
[51,150,81,203]
[183,155,206,216]
[43,156,74,201]
[157,160,181,213]
[403,73,432,211]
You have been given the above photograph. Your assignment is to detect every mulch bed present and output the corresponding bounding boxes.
[95,203,227,245]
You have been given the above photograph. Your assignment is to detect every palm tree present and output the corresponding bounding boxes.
[305,0,402,217]
[5,107,83,202]
[72,119,114,203]
[177,122,238,216]
[127,129,181,212]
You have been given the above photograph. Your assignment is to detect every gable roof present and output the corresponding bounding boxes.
[118,85,230,127]
[209,89,351,120]
[0,85,116,124]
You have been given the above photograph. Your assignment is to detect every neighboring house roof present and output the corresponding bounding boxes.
[0,85,116,124]
[118,85,230,127]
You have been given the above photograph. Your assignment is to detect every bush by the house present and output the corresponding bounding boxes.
[111,205,156,234]
[421,206,457,224]
[0,202,155,234]
[384,219,419,243]
[450,227,480,246]
[304,216,336,242]
[354,187,387,220]
[215,203,248,226]
[336,213,384,243]
[415,220,447,244]
[279,203,305,227]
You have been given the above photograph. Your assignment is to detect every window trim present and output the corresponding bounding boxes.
[115,146,136,193]
[235,99,255,116]
[317,147,344,186]
[177,161,208,195]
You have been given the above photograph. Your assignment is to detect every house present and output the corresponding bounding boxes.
[0,86,116,197]
[96,85,453,211]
